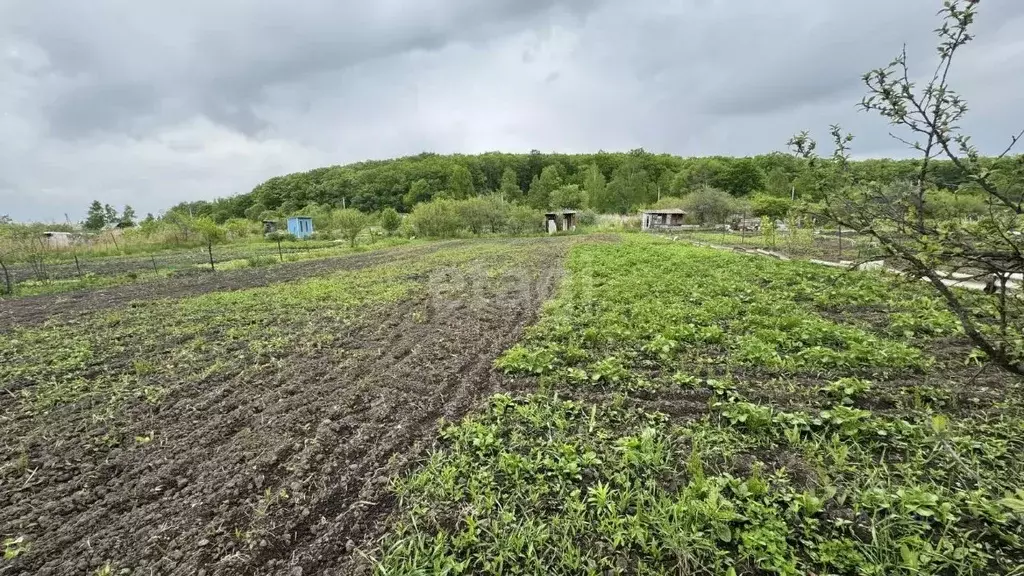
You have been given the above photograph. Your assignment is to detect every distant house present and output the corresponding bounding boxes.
[287,216,314,239]
[40,231,74,249]
[545,210,578,234]
[642,209,688,231]
[262,220,278,235]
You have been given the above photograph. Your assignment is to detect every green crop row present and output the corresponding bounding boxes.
[377,235,1024,575]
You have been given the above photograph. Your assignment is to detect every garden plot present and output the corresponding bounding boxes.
[0,237,570,576]
[0,241,452,329]
[378,235,1024,575]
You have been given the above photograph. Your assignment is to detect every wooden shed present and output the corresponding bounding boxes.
[641,209,688,231]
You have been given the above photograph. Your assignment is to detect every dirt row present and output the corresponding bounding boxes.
[0,242,459,330]
[0,237,570,576]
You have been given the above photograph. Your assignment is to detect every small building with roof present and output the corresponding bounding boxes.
[287,216,314,239]
[641,209,688,231]
[545,210,578,234]
[40,231,74,249]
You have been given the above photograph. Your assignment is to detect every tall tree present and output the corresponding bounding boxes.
[718,158,765,196]
[449,165,475,200]
[605,158,652,213]
[796,0,1024,376]
[583,164,608,212]
[84,201,106,231]
[527,165,562,210]
[103,204,118,226]
[499,168,523,203]
[404,179,433,208]
[550,185,588,210]
[120,205,137,227]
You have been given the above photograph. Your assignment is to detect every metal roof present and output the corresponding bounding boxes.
[643,208,687,214]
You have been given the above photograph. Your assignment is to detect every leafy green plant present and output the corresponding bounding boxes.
[821,377,872,405]
[3,536,28,560]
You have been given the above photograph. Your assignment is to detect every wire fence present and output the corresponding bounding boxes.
[0,239,365,298]
[662,226,887,263]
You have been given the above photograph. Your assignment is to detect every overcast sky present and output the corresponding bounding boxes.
[2,1,1023,222]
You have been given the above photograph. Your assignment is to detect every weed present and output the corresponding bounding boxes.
[3,536,28,560]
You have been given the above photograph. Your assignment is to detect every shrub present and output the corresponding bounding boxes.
[379,207,402,235]
[749,193,793,220]
[506,205,543,235]
[409,199,465,238]
[265,231,297,243]
[456,197,493,235]
[578,210,598,227]
[681,186,738,225]
[333,209,372,247]
[550,184,588,210]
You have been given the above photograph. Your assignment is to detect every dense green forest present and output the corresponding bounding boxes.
[166,150,1024,222]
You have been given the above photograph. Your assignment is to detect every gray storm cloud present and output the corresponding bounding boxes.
[2,0,1023,221]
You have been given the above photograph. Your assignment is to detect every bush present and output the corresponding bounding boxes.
[578,210,598,227]
[379,207,402,235]
[224,218,260,239]
[456,197,493,235]
[333,209,372,247]
[550,184,588,210]
[681,187,738,226]
[749,193,793,220]
[266,231,297,243]
[506,205,543,235]
[409,199,465,238]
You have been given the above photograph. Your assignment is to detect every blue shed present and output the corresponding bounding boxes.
[287,216,314,239]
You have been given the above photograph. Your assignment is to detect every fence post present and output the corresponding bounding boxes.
[0,259,11,295]
[207,242,216,272]
[151,255,158,273]
[838,226,843,261]
[74,253,83,278]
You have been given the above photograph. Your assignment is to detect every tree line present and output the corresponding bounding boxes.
[161,150,1022,224]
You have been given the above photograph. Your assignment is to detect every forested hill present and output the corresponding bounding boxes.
[169,150,1021,222]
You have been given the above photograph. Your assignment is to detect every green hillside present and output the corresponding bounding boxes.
[167,150,1022,222]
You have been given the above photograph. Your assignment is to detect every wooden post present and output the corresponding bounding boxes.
[741,212,747,244]
[838,226,843,261]
[207,241,215,272]
[74,253,83,278]
[151,255,158,273]
[277,239,284,262]
[0,259,11,295]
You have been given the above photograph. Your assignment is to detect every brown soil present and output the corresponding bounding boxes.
[0,237,569,576]
[0,242,459,330]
